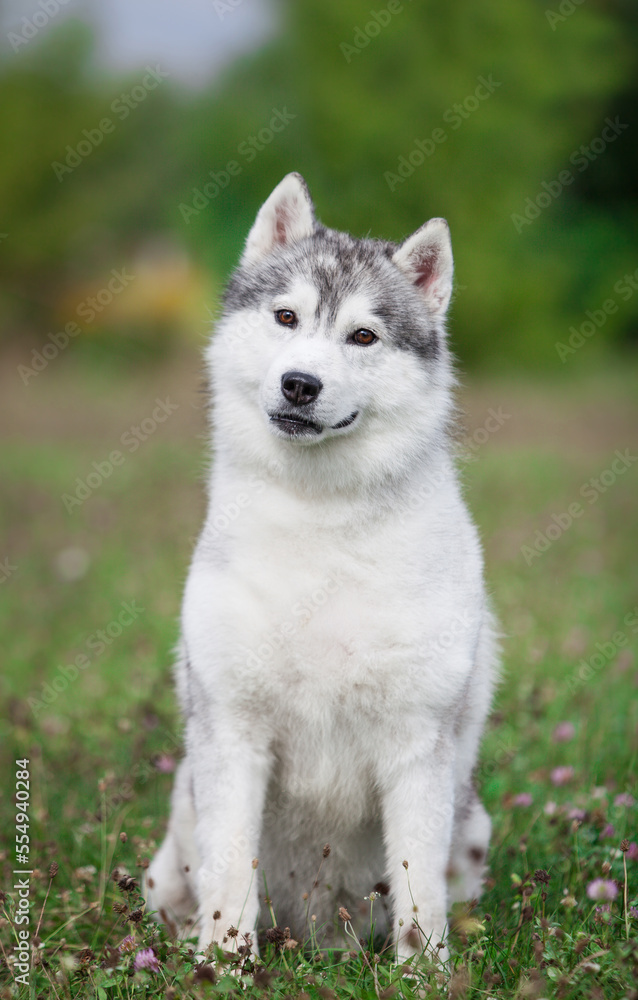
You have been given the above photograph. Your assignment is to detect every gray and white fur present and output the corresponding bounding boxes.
[146,172,499,965]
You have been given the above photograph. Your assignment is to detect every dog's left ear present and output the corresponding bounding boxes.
[241,172,316,266]
[392,218,454,318]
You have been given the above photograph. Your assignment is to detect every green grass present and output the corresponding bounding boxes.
[1,354,637,999]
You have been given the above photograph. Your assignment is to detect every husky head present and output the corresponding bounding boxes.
[207,172,456,493]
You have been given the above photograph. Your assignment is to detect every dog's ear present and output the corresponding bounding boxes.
[392,218,454,318]
[241,172,315,266]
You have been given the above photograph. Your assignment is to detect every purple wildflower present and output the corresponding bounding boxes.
[586,879,618,902]
[601,823,615,838]
[626,842,638,861]
[134,948,160,973]
[119,935,135,953]
[512,792,533,807]
[614,792,635,808]
[568,808,586,821]
[154,754,176,774]
[594,904,611,925]
[552,721,575,743]
[550,766,574,786]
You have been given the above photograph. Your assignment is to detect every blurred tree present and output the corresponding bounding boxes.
[180,0,638,368]
[0,1,636,369]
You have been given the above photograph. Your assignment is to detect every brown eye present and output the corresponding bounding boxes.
[275,309,297,327]
[350,329,378,346]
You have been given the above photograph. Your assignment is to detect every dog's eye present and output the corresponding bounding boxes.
[275,309,297,327]
[349,329,378,346]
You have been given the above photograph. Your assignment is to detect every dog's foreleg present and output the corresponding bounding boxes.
[380,739,455,967]
[187,714,271,958]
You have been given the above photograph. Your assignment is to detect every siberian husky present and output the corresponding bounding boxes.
[146,173,499,965]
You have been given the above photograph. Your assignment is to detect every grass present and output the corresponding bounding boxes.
[1,350,637,999]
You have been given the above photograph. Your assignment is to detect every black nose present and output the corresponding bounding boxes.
[281,371,323,406]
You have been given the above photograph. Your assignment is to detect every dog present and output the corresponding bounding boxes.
[145,172,499,965]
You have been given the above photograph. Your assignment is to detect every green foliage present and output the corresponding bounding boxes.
[1,360,637,998]
[0,2,637,367]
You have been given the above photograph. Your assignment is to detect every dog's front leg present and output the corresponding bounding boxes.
[380,742,455,966]
[188,714,271,958]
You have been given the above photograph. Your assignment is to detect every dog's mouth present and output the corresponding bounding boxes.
[331,412,358,430]
[269,411,359,437]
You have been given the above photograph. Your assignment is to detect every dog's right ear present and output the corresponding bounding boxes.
[241,172,315,266]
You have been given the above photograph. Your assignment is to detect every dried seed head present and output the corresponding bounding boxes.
[322,844,331,858]
[119,832,127,843]
[533,869,550,884]
[227,926,239,938]
[574,936,590,955]
[49,862,59,879]
[213,910,221,920]
[118,876,138,893]
[128,908,144,924]
[194,964,216,984]
[405,926,420,949]
[252,858,259,869]
[402,860,408,870]
[601,861,612,875]
[265,925,287,948]
[621,839,630,852]
[253,968,273,989]
[338,906,351,922]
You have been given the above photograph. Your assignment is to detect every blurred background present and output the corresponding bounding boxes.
[1,3,638,985]
[1,0,637,369]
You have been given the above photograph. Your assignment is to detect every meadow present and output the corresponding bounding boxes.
[1,351,637,999]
